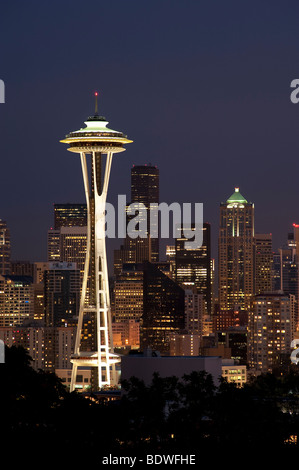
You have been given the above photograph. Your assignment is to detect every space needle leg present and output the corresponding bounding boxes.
[93,150,118,388]
[70,152,91,392]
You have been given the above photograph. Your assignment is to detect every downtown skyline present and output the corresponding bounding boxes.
[3,1,299,458]
[1,1,299,265]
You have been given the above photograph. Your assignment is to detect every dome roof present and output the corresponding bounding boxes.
[226,187,248,204]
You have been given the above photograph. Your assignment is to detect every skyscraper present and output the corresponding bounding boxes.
[141,261,185,354]
[44,261,80,328]
[54,203,87,229]
[175,223,212,315]
[0,220,10,275]
[130,164,159,262]
[253,233,273,295]
[48,203,88,299]
[184,289,206,338]
[218,187,254,312]
[166,245,176,278]
[278,225,299,327]
[48,204,88,280]
[114,164,159,276]
[272,252,281,291]
[114,263,144,323]
[279,227,299,299]
[59,226,88,283]
[0,274,34,327]
[47,229,60,262]
[247,292,295,374]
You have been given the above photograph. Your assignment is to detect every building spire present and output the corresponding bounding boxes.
[94,91,99,115]
[85,92,106,121]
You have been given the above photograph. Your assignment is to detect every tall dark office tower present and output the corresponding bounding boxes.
[279,226,299,295]
[279,226,299,327]
[128,164,159,262]
[114,164,159,276]
[175,223,212,316]
[141,261,185,354]
[253,233,273,295]
[54,203,87,229]
[218,188,254,312]
[279,246,297,296]
[272,252,281,291]
[0,220,11,275]
[131,164,159,207]
[44,262,80,327]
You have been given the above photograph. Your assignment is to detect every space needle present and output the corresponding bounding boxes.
[60,93,132,391]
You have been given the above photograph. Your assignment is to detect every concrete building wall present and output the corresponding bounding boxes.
[121,353,222,386]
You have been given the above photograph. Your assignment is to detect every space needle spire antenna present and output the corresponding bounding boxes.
[60,92,133,391]
[94,91,99,115]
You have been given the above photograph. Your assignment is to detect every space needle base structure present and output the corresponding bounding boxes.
[60,94,132,391]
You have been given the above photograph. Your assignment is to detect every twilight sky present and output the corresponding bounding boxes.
[1,0,299,270]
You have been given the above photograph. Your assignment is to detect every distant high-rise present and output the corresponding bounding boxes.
[44,262,80,328]
[247,292,295,374]
[279,246,297,296]
[278,226,299,300]
[59,226,87,282]
[0,275,34,327]
[34,262,50,284]
[278,225,299,326]
[11,260,34,278]
[47,229,60,262]
[48,226,87,287]
[175,223,212,315]
[54,203,87,229]
[0,220,10,275]
[213,308,240,332]
[166,245,176,278]
[184,289,206,338]
[49,203,87,270]
[131,165,159,207]
[0,325,76,373]
[141,261,185,354]
[114,263,144,323]
[272,252,281,291]
[218,188,254,312]
[253,233,273,295]
[131,164,159,261]
[114,164,159,276]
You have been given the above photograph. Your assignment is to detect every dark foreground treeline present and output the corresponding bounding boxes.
[3,345,299,459]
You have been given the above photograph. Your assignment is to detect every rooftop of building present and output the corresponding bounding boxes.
[226,187,248,204]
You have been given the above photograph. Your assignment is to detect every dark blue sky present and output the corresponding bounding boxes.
[1,0,299,268]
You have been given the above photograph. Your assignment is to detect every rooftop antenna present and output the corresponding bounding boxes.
[94,91,99,115]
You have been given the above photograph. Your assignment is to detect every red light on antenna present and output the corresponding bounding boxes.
[95,92,98,96]
[293,223,299,228]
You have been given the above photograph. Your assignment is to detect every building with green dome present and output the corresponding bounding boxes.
[218,188,254,312]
